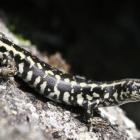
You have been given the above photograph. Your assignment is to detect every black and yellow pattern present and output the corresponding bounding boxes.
[1,32,140,119]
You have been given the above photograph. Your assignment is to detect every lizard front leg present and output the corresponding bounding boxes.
[0,52,17,78]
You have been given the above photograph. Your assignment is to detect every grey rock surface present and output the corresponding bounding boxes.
[0,12,140,140]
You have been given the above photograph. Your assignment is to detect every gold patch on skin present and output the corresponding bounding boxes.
[93,93,100,98]
[86,94,92,101]
[44,70,54,77]
[89,83,98,91]
[104,93,109,99]
[25,70,33,81]
[71,88,74,93]
[37,63,43,69]
[71,81,77,87]
[40,81,47,94]
[113,92,119,102]
[77,93,84,106]
[18,63,24,74]
[64,78,70,83]
[48,88,51,92]
[80,82,87,87]
[55,75,61,80]
[33,76,41,87]
[27,56,35,68]
[63,92,70,103]
[3,51,9,56]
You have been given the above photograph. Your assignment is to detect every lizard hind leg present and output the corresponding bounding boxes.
[86,106,117,132]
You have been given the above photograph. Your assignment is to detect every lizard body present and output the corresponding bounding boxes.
[0,33,140,126]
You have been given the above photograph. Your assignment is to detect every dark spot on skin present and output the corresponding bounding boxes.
[92,87,104,99]
[14,54,22,63]
[9,50,14,57]
[0,37,13,46]
[46,76,56,88]
[53,95,57,100]
[36,79,44,91]
[58,91,64,102]
[57,81,71,93]
[82,86,93,96]
[13,44,25,52]
[0,46,7,52]
[19,61,30,79]
[82,100,89,109]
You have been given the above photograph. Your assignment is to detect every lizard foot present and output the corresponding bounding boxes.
[87,116,118,132]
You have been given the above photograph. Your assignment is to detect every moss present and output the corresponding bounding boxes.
[14,33,31,44]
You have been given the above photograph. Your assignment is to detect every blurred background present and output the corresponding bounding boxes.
[1,0,140,129]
